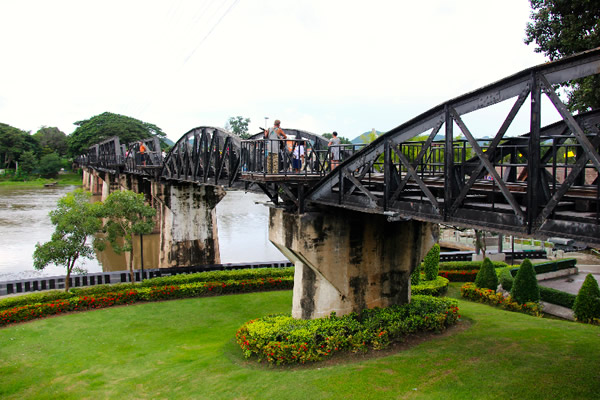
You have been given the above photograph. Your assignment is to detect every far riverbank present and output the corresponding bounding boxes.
[0,171,83,187]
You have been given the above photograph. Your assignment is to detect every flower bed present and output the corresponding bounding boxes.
[236,295,460,365]
[0,277,293,327]
[439,270,479,282]
[0,267,295,312]
[460,282,541,316]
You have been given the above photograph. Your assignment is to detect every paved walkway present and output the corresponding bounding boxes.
[539,257,600,295]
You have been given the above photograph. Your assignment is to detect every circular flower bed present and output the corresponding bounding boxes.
[236,295,460,365]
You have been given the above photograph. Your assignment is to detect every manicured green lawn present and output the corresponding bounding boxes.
[1,289,598,399]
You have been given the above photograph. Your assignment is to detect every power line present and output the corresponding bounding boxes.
[182,0,240,65]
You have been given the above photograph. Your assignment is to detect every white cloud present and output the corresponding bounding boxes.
[0,0,550,142]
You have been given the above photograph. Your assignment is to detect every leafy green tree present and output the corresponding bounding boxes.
[322,133,352,144]
[34,126,68,156]
[225,116,251,139]
[68,112,167,156]
[97,190,156,283]
[423,243,441,281]
[525,0,600,111]
[511,258,540,304]
[474,257,499,290]
[19,151,38,174]
[33,190,102,292]
[0,123,38,168]
[38,152,62,178]
[573,274,600,323]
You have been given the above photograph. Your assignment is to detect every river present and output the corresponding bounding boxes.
[0,185,284,281]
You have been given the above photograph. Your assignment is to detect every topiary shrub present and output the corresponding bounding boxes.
[423,243,441,281]
[511,259,540,304]
[498,267,514,291]
[573,274,600,324]
[474,257,499,290]
[410,265,421,285]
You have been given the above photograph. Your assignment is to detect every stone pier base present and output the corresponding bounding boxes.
[158,184,226,268]
[269,208,437,319]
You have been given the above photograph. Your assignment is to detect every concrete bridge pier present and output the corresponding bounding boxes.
[85,169,103,195]
[156,183,226,268]
[269,207,438,319]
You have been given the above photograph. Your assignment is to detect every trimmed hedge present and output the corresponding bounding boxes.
[509,258,577,277]
[438,260,508,271]
[460,282,542,316]
[138,267,294,287]
[412,276,449,296]
[499,268,576,309]
[0,277,293,327]
[540,287,576,309]
[236,295,460,365]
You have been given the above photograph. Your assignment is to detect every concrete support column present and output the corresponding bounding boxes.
[89,171,102,195]
[269,207,438,319]
[101,173,111,201]
[158,183,226,268]
[82,169,90,190]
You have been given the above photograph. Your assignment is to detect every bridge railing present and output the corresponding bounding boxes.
[240,139,366,176]
[124,138,163,174]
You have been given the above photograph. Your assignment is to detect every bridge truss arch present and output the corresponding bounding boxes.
[307,47,600,246]
[161,126,243,187]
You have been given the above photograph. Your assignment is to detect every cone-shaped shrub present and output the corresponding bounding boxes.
[573,274,600,323]
[424,243,441,281]
[511,258,540,304]
[410,265,421,285]
[474,257,499,290]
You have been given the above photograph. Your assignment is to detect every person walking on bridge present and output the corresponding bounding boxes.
[138,141,148,166]
[264,119,286,173]
[328,131,341,169]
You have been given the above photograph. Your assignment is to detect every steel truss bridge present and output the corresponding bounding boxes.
[79,48,600,246]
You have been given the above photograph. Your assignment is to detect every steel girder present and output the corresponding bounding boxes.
[306,47,600,246]
[161,126,242,186]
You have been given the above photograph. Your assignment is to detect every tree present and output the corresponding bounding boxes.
[525,0,600,112]
[0,123,38,169]
[225,116,251,139]
[573,273,600,323]
[34,126,68,156]
[97,190,156,283]
[322,133,352,144]
[511,258,540,304]
[33,190,102,292]
[423,243,440,281]
[68,112,167,156]
[38,152,62,178]
[474,257,499,290]
[19,151,38,174]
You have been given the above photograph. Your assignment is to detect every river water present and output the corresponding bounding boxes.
[0,185,284,281]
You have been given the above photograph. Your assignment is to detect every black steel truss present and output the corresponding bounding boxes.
[307,47,600,246]
[161,126,242,187]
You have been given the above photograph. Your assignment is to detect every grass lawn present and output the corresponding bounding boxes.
[1,289,599,399]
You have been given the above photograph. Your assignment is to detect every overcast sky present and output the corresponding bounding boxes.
[0,0,554,142]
